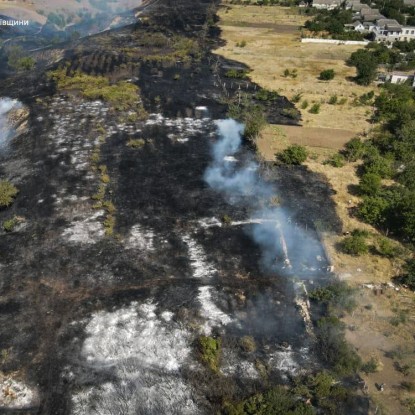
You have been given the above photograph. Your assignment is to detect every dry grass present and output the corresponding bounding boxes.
[216,4,374,133]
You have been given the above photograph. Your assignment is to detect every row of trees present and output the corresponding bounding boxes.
[336,82,415,285]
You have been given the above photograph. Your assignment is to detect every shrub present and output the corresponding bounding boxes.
[282,108,299,119]
[301,100,309,109]
[340,234,368,256]
[276,145,308,165]
[127,138,145,149]
[359,173,381,196]
[240,336,256,352]
[361,357,379,374]
[0,181,18,207]
[198,336,221,372]
[225,69,248,79]
[48,68,144,111]
[3,216,19,232]
[236,40,247,47]
[343,137,366,162]
[222,214,232,225]
[323,153,345,167]
[328,95,338,105]
[309,103,320,114]
[292,93,302,103]
[316,316,362,376]
[376,237,399,258]
[319,69,335,81]
[309,280,356,314]
[255,88,280,101]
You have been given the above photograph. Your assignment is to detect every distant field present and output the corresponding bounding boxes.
[215,4,374,140]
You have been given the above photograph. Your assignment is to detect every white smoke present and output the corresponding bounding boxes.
[204,119,273,202]
[204,119,324,273]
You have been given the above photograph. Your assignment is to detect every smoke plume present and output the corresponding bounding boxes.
[204,119,326,274]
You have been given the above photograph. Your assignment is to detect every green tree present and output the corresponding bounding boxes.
[348,49,378,85]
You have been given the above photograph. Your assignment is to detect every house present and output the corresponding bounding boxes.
[312,0,342,9]
[345,20,366,32]
[360,8,385,22]
[390,72,414,85]
[373,18,403,43]
[400,26,415,41]
[379,72,415,87]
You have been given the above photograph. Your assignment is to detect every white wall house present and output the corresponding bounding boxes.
[400,27,415,41]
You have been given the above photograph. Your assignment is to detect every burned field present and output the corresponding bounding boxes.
[0,1,364,414]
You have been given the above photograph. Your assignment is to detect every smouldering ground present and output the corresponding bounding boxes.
[215,3,374,134]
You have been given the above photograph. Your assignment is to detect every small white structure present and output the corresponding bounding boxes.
[379,72,415,87]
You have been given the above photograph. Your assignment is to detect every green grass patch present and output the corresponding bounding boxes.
[0,181,18,208]
[198,336,221,372]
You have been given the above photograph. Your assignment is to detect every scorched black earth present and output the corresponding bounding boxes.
[0,0,360,414]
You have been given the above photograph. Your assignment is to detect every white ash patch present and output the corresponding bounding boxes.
[72,301,200,415]
[62,210,105,244]
[0,374,38,410]
[198,286,234,335]
[268,346,299,378]
[198,217,222,229]
[145,114,211,140]
[182,235,217,279]
[221,355,259,379]
[125,224,155,251]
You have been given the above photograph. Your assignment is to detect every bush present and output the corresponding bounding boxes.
[276,145,308,165]
[225,69,248,79]
[397,259,415,290]
[127,138,145,148]
[340,234,368,256]
[316,316,362,376]
[240,336,256,352]
[3,216,19,232]
[255,88,280,101]
[319,69,335,81]
[301,100,309,109]
[0,181,18,207]
[309,280,356,314]
[309,103,320,114]
[343,137,366,162]
[359,173,381,196]
[361,357,379,374]
[323,153,345,167]
[198,336,221,372]
[376,237,399,258]
[328,95,338,105]
[292,93,302,103]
